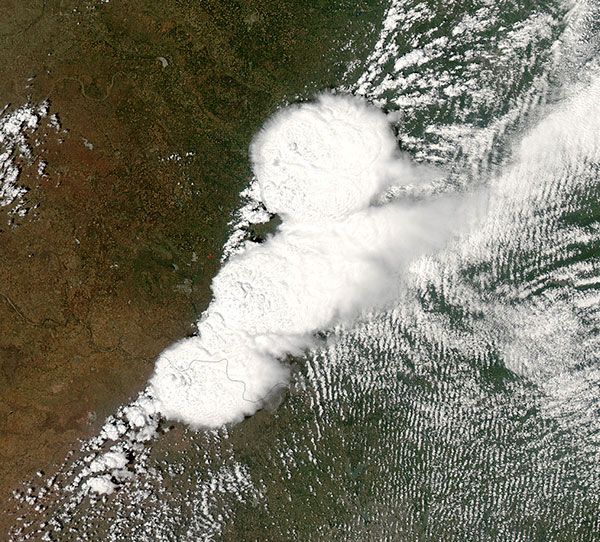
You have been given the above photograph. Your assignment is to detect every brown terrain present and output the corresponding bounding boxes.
[0,0,381,536]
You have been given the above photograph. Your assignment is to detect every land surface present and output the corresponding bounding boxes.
[0,0,383,535]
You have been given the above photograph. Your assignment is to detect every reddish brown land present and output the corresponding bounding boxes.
[0,0,379,535]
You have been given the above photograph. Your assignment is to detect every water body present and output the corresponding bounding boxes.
[11,0,600,540]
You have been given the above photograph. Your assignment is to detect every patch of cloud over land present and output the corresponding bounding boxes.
[150,93,469,428]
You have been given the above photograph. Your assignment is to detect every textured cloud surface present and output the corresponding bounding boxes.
[150,94,463,427]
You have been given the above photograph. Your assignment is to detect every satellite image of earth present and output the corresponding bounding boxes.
[0,1,599,540]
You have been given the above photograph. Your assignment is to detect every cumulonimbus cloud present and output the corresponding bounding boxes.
[149,93,469,428]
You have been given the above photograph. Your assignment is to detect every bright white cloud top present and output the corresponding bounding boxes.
[251,94,397,221]
[149,93,461,428]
